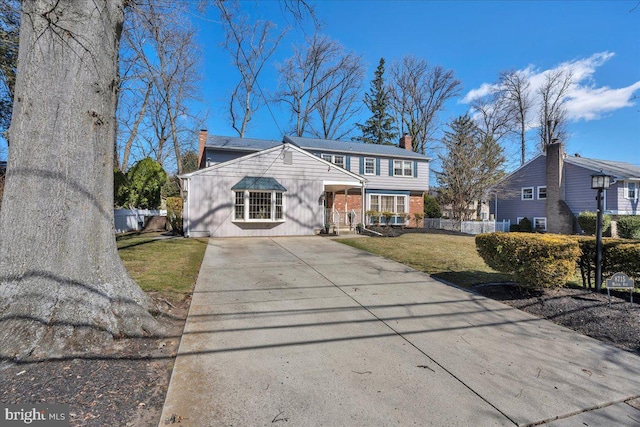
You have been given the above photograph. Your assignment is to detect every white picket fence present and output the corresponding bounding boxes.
[114,209,167,233]
[423,218,511,235]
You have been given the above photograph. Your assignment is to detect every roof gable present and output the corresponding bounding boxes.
[181,142,366,183]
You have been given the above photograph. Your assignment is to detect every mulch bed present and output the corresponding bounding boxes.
[0,293,189,427]
[1,281,638,426]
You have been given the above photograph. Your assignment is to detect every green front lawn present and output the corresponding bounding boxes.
[117,232,208,295]
[338,232,513,288]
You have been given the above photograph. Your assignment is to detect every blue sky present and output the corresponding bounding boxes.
[195,0,640,171]
[1,1,638,173]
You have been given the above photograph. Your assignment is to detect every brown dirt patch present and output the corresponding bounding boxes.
[0,293,190,427]
[475,284,640,355]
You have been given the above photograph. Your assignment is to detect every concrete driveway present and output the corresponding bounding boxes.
[160,237,640,426]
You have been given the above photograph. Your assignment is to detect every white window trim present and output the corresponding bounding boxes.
[521,187,534,200]
[516,217,524,225]
[232,190,285,223]
[533,217,547,231]
[625,181,638,200]
[367,194,408,218]
[393,159,414,177]
[364,157,376,175]
[537,186,547,199]
[320,153,346,169]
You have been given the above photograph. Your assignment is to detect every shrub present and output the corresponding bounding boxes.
[509,223,520,232]
[573,237,640,288]
[166,197,183,235]
[518,217,532,232]
[617,216,640,239]
[365,210,380,225]
[381,211,394,226]
[413,212,424,228]
[424,194,442,218]
[476,232,580,289]
[577,211,611,235]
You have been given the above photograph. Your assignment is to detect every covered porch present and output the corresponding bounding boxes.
[322,180,364,235]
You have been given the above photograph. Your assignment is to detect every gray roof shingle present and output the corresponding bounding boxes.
[205,134,430,161]
[209,135,280,151]
[284,136,430,160]
[564,155,640,180]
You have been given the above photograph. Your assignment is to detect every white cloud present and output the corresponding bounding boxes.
[463,51,640,124]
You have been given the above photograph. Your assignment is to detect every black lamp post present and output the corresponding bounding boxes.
[591,170,611,292]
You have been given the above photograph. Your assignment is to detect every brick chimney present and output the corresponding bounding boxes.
[197,129,208,169]
[545,141,574,234]
[399,133,412,151]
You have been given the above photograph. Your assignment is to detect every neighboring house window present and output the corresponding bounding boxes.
[321,154,332,163]
[364,158,376,175]
[521,187,534,200]
[516,217,524,225]
[537,186,547,199]
[533,217,547,231]
[393,160,413,177]
[627,182,638,199]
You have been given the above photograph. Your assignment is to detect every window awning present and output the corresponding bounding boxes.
[231,176,287,192]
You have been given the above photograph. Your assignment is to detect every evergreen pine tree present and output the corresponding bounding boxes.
[355,58,396,144]
[437,114,505,221]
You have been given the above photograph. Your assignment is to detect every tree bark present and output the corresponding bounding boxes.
[0,0,160,361]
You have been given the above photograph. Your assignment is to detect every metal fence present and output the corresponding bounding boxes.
[114,209,166,234]
[424,218,511,235]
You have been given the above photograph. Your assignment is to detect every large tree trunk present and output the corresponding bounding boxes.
[0,0,160,360]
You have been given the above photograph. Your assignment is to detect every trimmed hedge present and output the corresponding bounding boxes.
[476,232,580,289]
[577,211,611,235]
[573,237,640,288]
[166,197,183,235]
[617,216,640,239]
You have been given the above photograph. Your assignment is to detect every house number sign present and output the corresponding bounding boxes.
[605,272,635,306]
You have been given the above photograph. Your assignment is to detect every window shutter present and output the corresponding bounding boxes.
[359,157,364,174]
[388,159,393,176]
[414,161,418,178]
[376,158,381,176]
[346,155,351,171]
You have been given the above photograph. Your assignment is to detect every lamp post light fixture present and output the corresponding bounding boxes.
[591,170,612,292]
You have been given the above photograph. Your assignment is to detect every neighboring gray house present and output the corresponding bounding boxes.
[491,142,640,234]
[182,131,430,237]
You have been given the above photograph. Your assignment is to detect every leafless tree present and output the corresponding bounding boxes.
[498,70,532,165]
[217,0,285,137]
[388,55,462,154]
[538,68,573,149]
[117,2,202,181]
[276,34,364,139]
[470,89,513,146]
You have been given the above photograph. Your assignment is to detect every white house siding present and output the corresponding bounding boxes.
[185,146,362,237]
[493,156,547,223]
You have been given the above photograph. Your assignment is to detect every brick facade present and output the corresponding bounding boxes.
[328,191,425,227]
[408,194,425,227]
